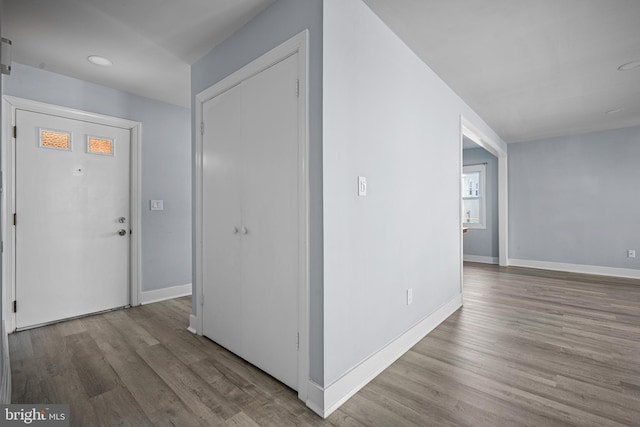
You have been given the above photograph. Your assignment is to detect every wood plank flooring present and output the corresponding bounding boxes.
[10,263,640,426]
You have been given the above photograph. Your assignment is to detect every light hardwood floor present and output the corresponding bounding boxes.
[10,263,640,426]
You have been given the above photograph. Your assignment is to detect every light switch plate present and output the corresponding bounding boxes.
[150,200,164,211]
[358,176,367,196]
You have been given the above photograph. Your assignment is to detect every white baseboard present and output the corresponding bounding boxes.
[508,259,640,280]
[463,255,498,264]
[306,381,325,417]
[306,294,463,418]
[140,283,192,305]
[188,314,198,334]
[0,320,11,404]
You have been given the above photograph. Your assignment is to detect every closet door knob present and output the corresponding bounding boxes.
[233,227,239,234]
[241,227,249,235]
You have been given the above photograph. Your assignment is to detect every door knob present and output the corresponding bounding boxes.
[233,227,239,234]
[118,217,126,223]
[118,229,127,236]
[241,227,248,235]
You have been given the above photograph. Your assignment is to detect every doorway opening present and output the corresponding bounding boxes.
[463,138,497,263]
[460,117,508,293]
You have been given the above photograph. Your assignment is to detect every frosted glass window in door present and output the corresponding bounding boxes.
[462,164,486,229]
[40,129,71,150]
[87,136,114,155]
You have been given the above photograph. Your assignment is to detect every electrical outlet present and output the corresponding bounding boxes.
[407,288,413,305]
[628,249,636,259]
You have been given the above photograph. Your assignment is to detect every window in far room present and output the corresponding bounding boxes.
[462,164,486,229]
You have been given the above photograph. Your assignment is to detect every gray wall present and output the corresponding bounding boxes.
[463,145,499,260]
[191,0,324,384]
[322,0,506,386]
[509,126,640,270]
[4,63,192,292]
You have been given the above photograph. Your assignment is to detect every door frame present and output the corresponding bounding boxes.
[459,116,509,273]
[1,96,143,332]
[194,30,310,400]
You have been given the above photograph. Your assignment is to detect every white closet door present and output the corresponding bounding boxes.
[202,85,244,353]
[241,53,300,389]
[202,53,300,390]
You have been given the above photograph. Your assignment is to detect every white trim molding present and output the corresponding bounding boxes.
[195,30,310,402]
[140,283,192,305]
[188,314,198,334]
[306,294,463,418]
[1,96,143,332]
[464,255,499,264]
[509,259,640,280]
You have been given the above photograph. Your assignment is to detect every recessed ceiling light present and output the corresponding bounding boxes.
[87,55,112,67]
[605,108,625,115]
[617,60,640,71]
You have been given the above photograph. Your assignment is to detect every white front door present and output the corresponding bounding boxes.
[15,109,131,329]
[202,53,300,390]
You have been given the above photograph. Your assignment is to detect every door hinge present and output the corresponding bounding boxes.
[13,126,17,139]
[13,300,16,313]
[1,241,3,253]
[13,213,16,226]
[200,293,204,307]
[296,332,299,350]
[200,122,205,136]
[295,79,300,97]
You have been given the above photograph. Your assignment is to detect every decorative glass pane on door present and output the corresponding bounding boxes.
[40,129,71,150]
[87,136,114,155]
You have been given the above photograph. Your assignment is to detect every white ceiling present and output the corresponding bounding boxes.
[363,0,640,142]
[3,0,640,143]
[2,0,274,107]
